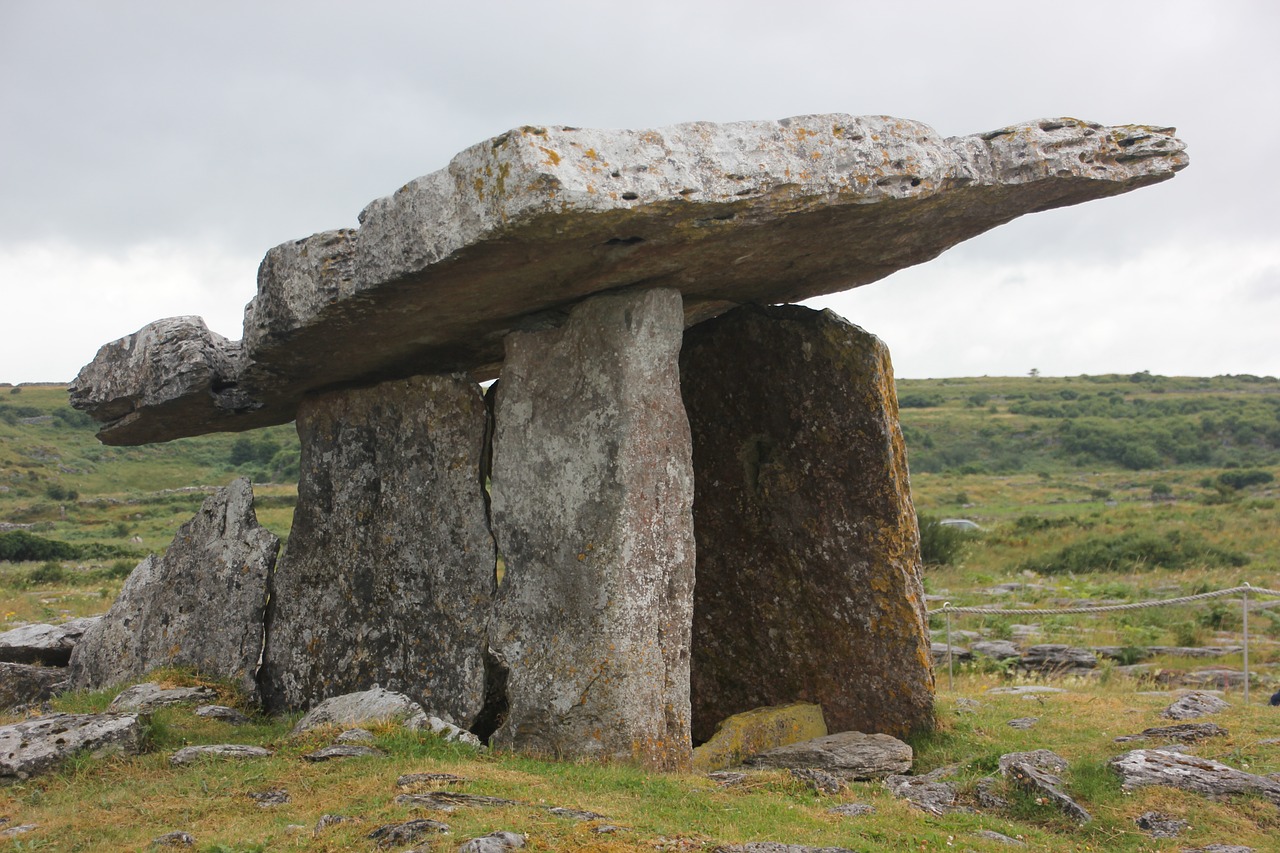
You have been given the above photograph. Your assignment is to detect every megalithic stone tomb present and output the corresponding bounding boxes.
[70,114,1186,769]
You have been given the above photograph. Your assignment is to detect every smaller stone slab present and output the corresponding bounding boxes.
[194,705,249,725]
[1019,644,1097,673]
[692,703,827,772]
[396,772,468,790]
[0,618,99,666]
[1115,722,1228,743]
[971,640,1022,661]
[1135,811,1188,838]
[457,832,526,853]
[0,713,146,782]
[0,662,67,710]
[169,744,273,766]
[302,744,385,761]
[1162,691,1229,720]
[367,818,450,849]
[1111,749,1280,805]
[151,830,195,846]
[999,750,1091,824]
[884,766,964,815]
[248,789,290,808]
[291,688,423,733]
[744,731,911,780]
[108,683,216,713]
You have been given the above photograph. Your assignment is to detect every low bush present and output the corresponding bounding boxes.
[918,515,977,566]
[1022,530,1247,575]
[0,531,139,562]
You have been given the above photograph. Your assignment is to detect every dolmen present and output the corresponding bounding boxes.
[69,113,1187,770]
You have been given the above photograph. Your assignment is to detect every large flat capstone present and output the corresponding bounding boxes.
[70,114,1186,444]
[257,374,495,723]
[486,287,695,769]
[681,305,933,741]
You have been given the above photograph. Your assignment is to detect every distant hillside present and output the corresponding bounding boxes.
[895,373,1280,475]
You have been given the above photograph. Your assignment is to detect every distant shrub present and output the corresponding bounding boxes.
[899,394,943,409]
[1217,470,1274,490]
[45,483,79,501]
[1023,531,1247,575]
[26,560,67,585]
[1012,515,1077,532]
[0,531,79,562]
[1150,482,1173,498]
[918,515,976,566]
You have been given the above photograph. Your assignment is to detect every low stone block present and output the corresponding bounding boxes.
[0,618,99,666]
[744,731,912,780]
[692,703,828,772]
[0,713,146,782]
[0,662,67,710]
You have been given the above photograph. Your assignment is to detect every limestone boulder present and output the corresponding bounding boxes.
[0,713,147,782]
[70,115,1187,445]
[680,305,933,741]
[1110,748,1280,806]
[256,374,493,724]
[108,683,217,712]
[0,617,99,666]
[692,703,828,772]
[290,688,426,733]
[68,479,279,695]
[487,288,695,769]
[1162,691,1229,720]
[744,731,912,780]
[999,750,1092,823]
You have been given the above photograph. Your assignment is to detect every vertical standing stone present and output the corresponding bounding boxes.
[257,374,494,726]
[487,288,695,770]
[680,304,934,743]
[69,478,279,696]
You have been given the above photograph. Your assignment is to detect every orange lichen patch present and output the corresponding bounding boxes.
[538,146,562,167]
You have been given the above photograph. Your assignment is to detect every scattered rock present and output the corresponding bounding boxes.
[954,698,982,714]
[456,831,527,852]
[827,803,875,817]
[973,830,1024,846]
[488,288,694,770]
[971,640,1021,661]
[1135,811,1188,838]
[547,806,608,821]
[248,789,290,807]
[593,825,623,834]
[999,750,1091,824]
[707,771,747,787]
[335,728,375,744]
[290,687,423,733]
[691,703,828,773]
[150,830,194,847]
[69,480,278,696]
[0,662,67,710]
[884,765,964,815]
[683,306,932,743]
[744,731,912,780]
[1157,668,1251,690]
[975,779,1010,810]
[1007,717,1039,730]
[712,845,859,853]
[169,744,273,766]
[984,686,1066,697]
[314,814,361,834]
[1181,846,1254,853]
[395,791,519,812]
[193,705,250,725]
[1162,691,1229,720]
[1019,644,1097,674]
[0,713,146,782]
[1110,749,1280,805]
[301,744,385,762]
[931,643,972,666]
[396,772,469,790]
[1115,722,1229,743]
[404,712,485,748]
[367,818,450,849]
[108,683,217,713]
[0,824,37,839]
[0,618,98,666]
[789,767,844,795]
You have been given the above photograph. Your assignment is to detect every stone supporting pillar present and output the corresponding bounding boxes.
[680,304,934,743]
[257,373,495,726]
[487,287,695,770]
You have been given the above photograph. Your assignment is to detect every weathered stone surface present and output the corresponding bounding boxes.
[1162,691,1229,720]
[397,772,468,791]
[713,843,858,853]
[681,305,932,741]
[302,744,385,761]
[1110,748,1280,805]
[971,640,1021,660]
[457,831,526,853]
[71,115,1187,446]
[1135,811,1188,838]
[1019,644,1098,673]
[0,617,99,666]
[405,712,485,748]
[0,713,146,782]
[194,704,250,725]
[691,703,828,772]
[151,830,196,846]
[884,766,963,815]
[169,744,273,766]
[335,728,375,744]
[69,479,278,695]
[248,788,290,807]
[395,791,518,811]
[368,818,451,849]
[290,688,424,733]
[1115,722,1228,743]
[257,375,493,723]
[0,662,66,710]
[790,767,845,794]
[107,683,216,712]
[744,731,912,780]
[487,288,695,769]
[999,750,1091,823]
[931,643,972,666]
[974,830,1025,846]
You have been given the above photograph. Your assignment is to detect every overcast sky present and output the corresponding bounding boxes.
[2,0,1277,383]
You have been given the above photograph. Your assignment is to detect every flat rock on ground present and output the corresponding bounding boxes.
[1162,691,1230,720]
[744,731,912,779]
[290,688,424,733]
[999,750,1091,824]
[1019,644,1097,673]
[0,713,146,782]
[457,832,527,852]
[169,744,273,766]
[108,683,216,712]
[1115,722,1228,743]
[0,661,67,710]
[0,617,99,666]
[302,744,386,761]
[691,703,827,772]
[884,765,963,815]
[1110,749,1280,805]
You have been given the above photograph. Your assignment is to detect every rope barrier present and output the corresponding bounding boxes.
[928,583,1280,703]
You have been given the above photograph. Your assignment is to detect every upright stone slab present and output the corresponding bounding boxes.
[487,288,695,770]
[69,478,279,695]
[257,374,494,726]
[680,305,933,742]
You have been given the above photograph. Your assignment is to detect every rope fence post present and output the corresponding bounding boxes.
[1242,583,1250,705]
[944,602,953,693]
